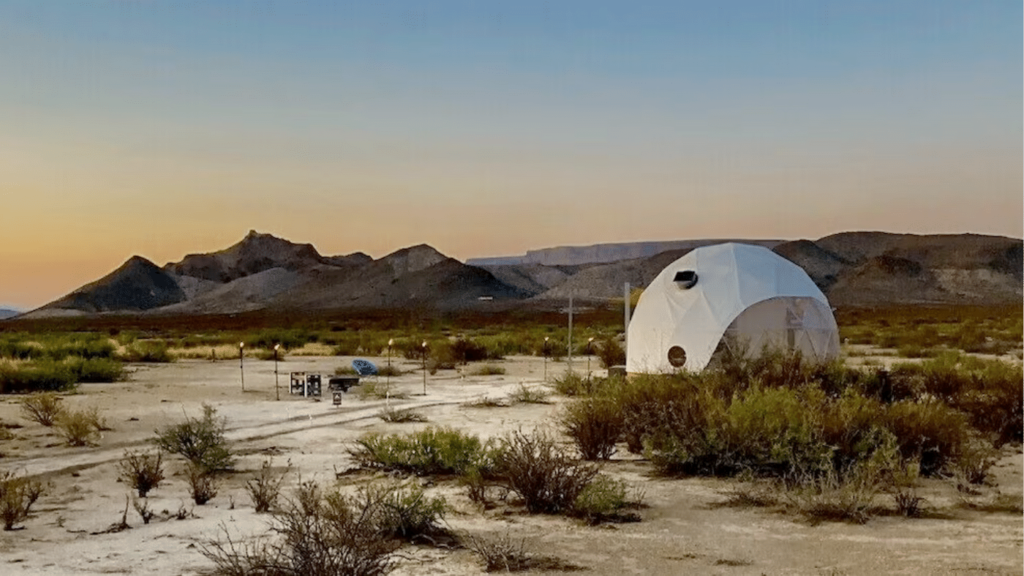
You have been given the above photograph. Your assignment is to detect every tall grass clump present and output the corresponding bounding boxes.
[350,427,492,476]
[55,406,107,446]
[153,404,234,471]
[0,360,77,393]
[595,336,626,369]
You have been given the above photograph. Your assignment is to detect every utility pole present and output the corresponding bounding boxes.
[567,293,573,374]
[624,282,631,353]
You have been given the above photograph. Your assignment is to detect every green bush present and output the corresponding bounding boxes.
[153,404,234,471]
[66,357,125,383]
[471,363,506,376]
[121,341,173,363]
[561,398,623,460]
[595,336,626,369]
[0,360,77,393]
[350,427,492,476]
[572,475,635,524]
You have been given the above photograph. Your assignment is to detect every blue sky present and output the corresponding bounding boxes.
[0,1,1020,309]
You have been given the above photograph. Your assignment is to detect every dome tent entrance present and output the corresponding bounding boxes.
[626,243,839,373]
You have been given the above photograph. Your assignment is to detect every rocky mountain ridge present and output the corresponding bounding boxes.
[21,231,1023,319]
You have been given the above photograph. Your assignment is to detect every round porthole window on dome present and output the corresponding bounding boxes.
[667,346,687,368]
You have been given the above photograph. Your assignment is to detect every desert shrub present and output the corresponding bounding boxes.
[364,482,449,541]
[377,406,427,423]
[186,463,218,505]
[117,450,165,497]
[466,532,534,573]
[551,371,599,397]
[507,384,550,404]
[450,338,493,364]
[0,360,77,393]
[244,328,317,351]
[889,459,924,517]
[378,364,403,377]
[595,336,626,369]
[121,341,173,363]
[783,465,881,524]
[202,480,400,576]
[245,459,290,513]
[882,399,971,475]
[571,475,636,524]
[335,365,358,376]
[153,404,234,471]
[561,398,623,460]
[0,471,46,530]
[55,406,104,446]
[20,392,64,426]
[66,357,125,383]
[471,363,506,376]
[358,380,408,400]
[461,467,490,506]
[132,496,156,524]
[350,427,492,476]
[493,430,599,514]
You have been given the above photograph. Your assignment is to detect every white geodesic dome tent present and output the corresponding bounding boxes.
[626,243,839,373]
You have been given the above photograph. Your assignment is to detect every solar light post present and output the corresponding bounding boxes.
[386,338,394,407]
[239,342,245,392]
[543,336,549,382]
[421,341,428,396]
[274,344,280,401]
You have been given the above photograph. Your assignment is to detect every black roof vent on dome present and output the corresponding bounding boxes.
[673,270,698,289]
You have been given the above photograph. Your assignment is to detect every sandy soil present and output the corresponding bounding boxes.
[0,355,1020,575]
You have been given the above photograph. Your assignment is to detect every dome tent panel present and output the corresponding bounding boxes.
[626,243,839,373]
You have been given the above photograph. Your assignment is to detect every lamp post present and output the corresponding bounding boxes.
[239,342,245,392]
[386,338,394,407]
[587,337,594,381]
[543,336,549,382]
[421,340,428,396]
[274,344,280,401]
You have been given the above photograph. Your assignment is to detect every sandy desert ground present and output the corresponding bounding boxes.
[0,355,1020,575]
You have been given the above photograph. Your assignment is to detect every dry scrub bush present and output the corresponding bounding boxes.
[0,471,45,530]
[186,463,218,505]
[507,384,550,404]
[133,497,156,524]
[117,450,165,497]
[561,397,623,460]
[246,459,291,513]
[377,406,427,423]
[471,363,506,376]
[201,481,447,576]
[55,406,105,446]
[465,532,534,573]
[20,392,63,426]
[154,404,234,472]
[358,381,409,401]
[493,430,599,514]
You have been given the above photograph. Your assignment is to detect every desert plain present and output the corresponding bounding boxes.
[0,352,1019,576]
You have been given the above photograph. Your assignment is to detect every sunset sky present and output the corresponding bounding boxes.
[1,1,1021,310]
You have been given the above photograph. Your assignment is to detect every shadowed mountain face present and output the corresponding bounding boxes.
[25,231,1023,318]
[43,256,187,314]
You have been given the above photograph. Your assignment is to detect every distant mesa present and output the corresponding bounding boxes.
[18,230,1023,320]
[0,308,20,320]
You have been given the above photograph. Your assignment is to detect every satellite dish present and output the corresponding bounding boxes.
[351,359,378,376]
